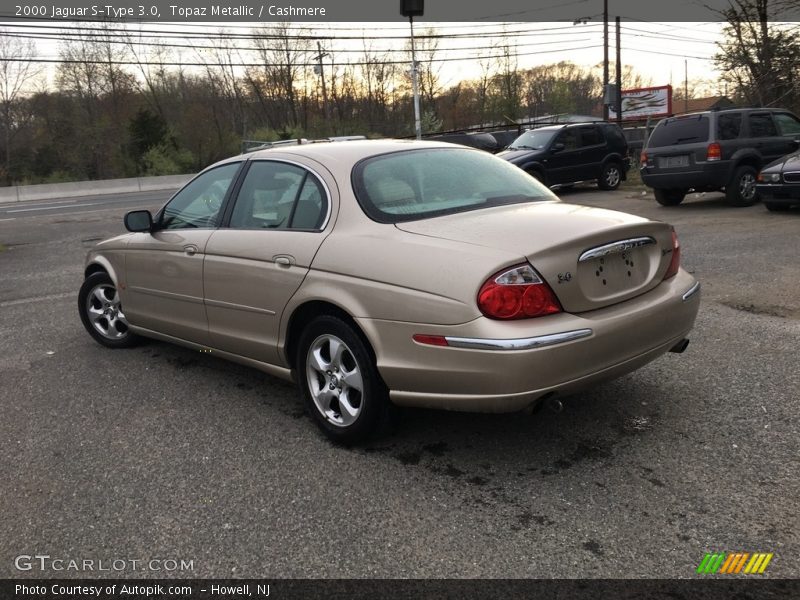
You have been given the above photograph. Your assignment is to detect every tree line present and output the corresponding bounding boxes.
[0,9,797,185]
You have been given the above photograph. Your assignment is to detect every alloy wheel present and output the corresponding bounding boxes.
[739,172,756,201]
[305,334,364,427]
[85,283,130,340]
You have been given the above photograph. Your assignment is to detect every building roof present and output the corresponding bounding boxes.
[675,96,735,114]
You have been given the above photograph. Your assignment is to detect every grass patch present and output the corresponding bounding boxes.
[0,243,6,253]
[621,164,651,196]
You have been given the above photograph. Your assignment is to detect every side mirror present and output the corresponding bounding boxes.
[551,143,565,153]
[790,138,800,152]
[124,210,153,233]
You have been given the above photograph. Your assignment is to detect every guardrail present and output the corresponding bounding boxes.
[0,173,193,204]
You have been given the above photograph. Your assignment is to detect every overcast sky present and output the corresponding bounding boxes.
[1,20,727,94]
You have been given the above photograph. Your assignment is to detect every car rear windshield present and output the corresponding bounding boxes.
[352,148,555,223]
[648,116,710,147]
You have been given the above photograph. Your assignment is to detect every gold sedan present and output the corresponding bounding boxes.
[79,140,700,443]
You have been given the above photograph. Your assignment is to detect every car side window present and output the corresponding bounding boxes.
[159,163,240,230]
[554,129,580,151]
[717,113,742,140]
[289,176,327,229]
[774,113,800,136]
[748,113,778,137]
[579,126,604,147]
[229,161,327,230]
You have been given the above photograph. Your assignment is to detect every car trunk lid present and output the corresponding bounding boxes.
[394,202,675,313]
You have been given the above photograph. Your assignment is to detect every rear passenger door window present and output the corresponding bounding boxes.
[717,113,742,140]
[774,113,800,136]
[229,161,328,230]
[579,126,604,147]
[578,126,606,178]
[747,113,778,137]
[747,113,791,162]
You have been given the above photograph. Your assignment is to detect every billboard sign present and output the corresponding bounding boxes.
[609,85,673,121]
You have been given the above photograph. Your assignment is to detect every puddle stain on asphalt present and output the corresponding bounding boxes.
[720,300,796,319]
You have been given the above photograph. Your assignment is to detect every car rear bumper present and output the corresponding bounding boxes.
[356,269,700,412]
[641,161,731,190]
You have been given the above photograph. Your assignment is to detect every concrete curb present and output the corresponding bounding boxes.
[0,174,193,204]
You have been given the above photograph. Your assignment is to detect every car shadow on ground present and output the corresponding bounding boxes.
[139,338,670,478]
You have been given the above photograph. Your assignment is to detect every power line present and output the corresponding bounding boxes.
[1,44,605,68]
[0,20,602,40]
[0,30,598,55]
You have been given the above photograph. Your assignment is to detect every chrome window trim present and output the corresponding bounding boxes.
[682,281,701,302]
[578,237,656,263]
[444,328,593,351]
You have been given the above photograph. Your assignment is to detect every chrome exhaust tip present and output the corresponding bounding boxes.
[669,338,690,353]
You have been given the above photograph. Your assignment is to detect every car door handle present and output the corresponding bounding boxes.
[183,244,198,256]
[273,255,295,268]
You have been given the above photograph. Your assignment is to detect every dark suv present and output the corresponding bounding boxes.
[640,108,800,206]
[497,122,629,190]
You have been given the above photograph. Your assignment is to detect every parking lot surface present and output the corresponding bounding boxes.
[1,187,798,578]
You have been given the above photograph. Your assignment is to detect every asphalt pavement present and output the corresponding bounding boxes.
[0,185,798,578]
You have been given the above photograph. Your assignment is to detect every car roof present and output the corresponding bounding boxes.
[671,107,789,119]
[527,122,609,132]
[245,139,459,163]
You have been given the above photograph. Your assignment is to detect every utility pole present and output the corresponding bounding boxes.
[314,41,330,122]
[409,16,422,139]
[401,0,424,139]
[684,59,689,113]
[603,0,609,121]
[616,16,622,125]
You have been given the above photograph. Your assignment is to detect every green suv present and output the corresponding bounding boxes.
[640,108,800,206]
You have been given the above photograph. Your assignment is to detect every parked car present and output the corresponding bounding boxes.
[78,140,700,443]
[491,129,523,150]
[640,108,800,206]
[756,150,800,211]
[426,132,500,153]
[497,122,630,190]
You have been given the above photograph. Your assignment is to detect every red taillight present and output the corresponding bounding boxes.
[663,228,681,280]
[412,334,449,347]
[640,151,648,167]
[706,142,721,162]
[477,264,561,320]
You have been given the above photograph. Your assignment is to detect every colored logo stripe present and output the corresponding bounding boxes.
[697,552,773,575]
[744,553,774,574]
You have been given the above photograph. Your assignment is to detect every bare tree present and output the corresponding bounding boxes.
[405,28,442,115]
[0,32,43,183]
[491,43,523,124]
[57,23,135,178]
[201,32,248,140]
[251,23,312,130]
[358,41,399,132]
[714,0,800,110]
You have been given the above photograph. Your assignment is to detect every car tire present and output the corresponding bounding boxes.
[764,202,790,212]
[725,165,760,207]
[296,315,394,445]
[78,272,140,349]
[598,162,622,190]
[654,189,686,206]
